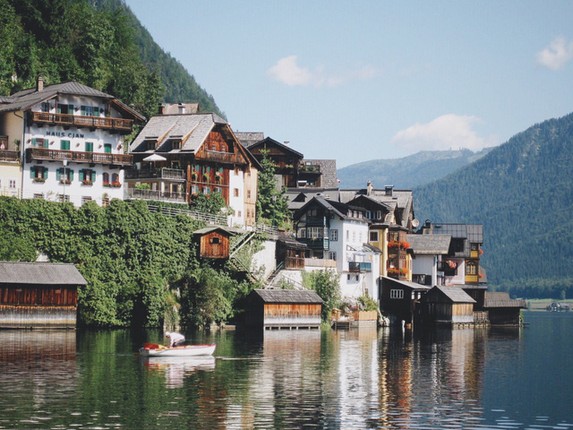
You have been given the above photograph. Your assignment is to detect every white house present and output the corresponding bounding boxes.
[293,196,381,303]
[0,79,144,207]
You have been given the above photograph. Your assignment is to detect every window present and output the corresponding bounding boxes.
[102,172,110,186]
[85,142,94,152]
[172,140,181,150]
[81,106,100,116]
[369,231,379,242]
[233,188,239,197]
[81,196,92,205]
[247,190,251,199]
[102,196,110,207]
[58,194,70,203]
[298,229,307,239]
[210,237,221,244]
[467,261,478,275]
[56,167,74,183]
[79,169,96,185]
[57,104,74,114]
[33,193,44,200]
[32,138,48,148]
[329,251,337,260]
[104,143,112,153]
[330,229,338,241]
[111,173,120,187]
[60,140,70,150]
[41,102,50,112]
[390,289,404,299]
[30,166,48,181]
[9,180,16,189]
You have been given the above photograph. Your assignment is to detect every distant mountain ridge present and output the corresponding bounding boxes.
[414,113,573,298]
[337,148,493,189]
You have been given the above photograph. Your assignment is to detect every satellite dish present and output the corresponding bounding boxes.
[411,218,420,228]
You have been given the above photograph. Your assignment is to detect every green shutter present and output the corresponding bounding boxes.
[30,167,35,178]
[91,171,96,182]
[79,170,84,181]
[69,170,74,181]
[44,167,48,179]
[86,142,93,152]
[61,140,70,150]
[56,168,62,181]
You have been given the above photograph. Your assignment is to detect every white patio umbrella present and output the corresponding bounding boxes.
[143,153,167,162]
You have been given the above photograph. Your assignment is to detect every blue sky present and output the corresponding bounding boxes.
[124,1,573,167]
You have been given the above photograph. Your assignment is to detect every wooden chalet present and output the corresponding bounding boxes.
[0,262,86,328]
[240,136,303,188]
[193,226,236,259]
[276,231,306,270]
[420,286,476,326]
[126,113,260,227]
[380,276,431,327]
[243,289,323,330]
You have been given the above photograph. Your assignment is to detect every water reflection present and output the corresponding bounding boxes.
[142,355,216,388]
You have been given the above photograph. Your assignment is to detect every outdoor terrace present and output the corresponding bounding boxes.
[26,148,132,167]
[31,112,134,133]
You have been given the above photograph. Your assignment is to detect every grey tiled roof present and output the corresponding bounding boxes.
[302,159,338,188]
[406,234,451,255]
[0,81,144,120]
[433,286,476,303]
[252,288,323,304]
[235,131,265,147]
[0,262,87,285]
[484,292,527,308]
[129,113,227,153]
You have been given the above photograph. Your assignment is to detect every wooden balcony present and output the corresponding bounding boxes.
[26,148,132,167]
[31,112,134,133]
[125,167,185,181]
[202,150,237,164]
[0,150,20,163]
[298,164,321,173]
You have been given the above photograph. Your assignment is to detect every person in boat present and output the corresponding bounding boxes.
[165,331,185,347]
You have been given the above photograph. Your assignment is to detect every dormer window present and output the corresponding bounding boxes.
[172,140,181,150]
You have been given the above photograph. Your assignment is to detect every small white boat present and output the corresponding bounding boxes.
[139,343,216,357]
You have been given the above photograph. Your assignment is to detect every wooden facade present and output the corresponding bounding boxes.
[380,276,430,326]
[0,262,86,328]
[194,227,234,259]
[243,289,323,330]
[484,292,526,325]
[276,233,306,270]
[420,286,476,326]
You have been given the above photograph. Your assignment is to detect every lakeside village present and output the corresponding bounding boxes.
[0,78,527,333]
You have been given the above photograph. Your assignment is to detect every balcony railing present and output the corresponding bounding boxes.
[0,150,20,163]
[31,112,134,133]
[298,164,321,173]
[26,148,132,166]
[126,188,186,203]
[348,261,372,273]
[125,167,185,181]
[203,150,237,164]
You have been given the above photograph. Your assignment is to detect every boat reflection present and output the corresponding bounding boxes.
[141,355,216,388]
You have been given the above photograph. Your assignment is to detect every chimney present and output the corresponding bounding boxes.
[37,76,44,92]
[178,103,186,114]
[384,185,393,196]
[367,181,373,196]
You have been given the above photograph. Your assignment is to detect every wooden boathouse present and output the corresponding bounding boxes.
[420,286,476,326]
[0,262,86,328]
[243,289,323,330]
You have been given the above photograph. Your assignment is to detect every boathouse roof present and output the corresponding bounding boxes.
[0,262,87,285]
[250,289,323,304]
[406,234,451,255]
[430,286,476,303]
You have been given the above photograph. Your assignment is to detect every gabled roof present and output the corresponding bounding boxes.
[294,195,367,223]
[246,137,304,159]
[0,81,144,121]
[423,223,483,243]
[484,292,527,308]
[235,131,265,148]
[0,262,87,285]
[193,226,241,236]
[429,286,476,303]
[129,113,228,153]
[251,288,323,304]
[381,276,432,292]
[406,234,451,255]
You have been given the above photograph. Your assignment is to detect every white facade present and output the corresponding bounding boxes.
[329,217,380,303]
[228,167,246,227]
[1,81,142,208]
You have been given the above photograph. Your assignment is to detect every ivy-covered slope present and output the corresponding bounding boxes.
[414,113,573,298]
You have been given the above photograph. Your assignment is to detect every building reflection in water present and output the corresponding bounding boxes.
[0,330,77,410]
[142,356,216,389]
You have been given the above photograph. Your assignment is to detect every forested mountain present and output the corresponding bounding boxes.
[337,148,492,189]
[0,0,223,119]
[414,113,573,299]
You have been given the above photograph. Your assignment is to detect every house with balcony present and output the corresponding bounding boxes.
[126,111,260,227]
[0,78,144,207]
[237,134,337,189]
[406,234,452,286]
[293,195,380,302]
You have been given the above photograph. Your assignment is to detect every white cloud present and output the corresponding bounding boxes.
[267,55,379,87]
[391,114,494,153]
[536,37,573,70]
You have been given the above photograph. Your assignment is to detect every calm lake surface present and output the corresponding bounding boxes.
[0,311,572,429]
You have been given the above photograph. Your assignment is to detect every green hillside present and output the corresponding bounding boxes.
[337,148,492,189]
[0,0,223,119]
[414,113,573,299]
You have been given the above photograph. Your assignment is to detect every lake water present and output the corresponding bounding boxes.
[0,311,572,429]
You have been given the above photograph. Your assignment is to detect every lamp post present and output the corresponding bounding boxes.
[62,159,68,202]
